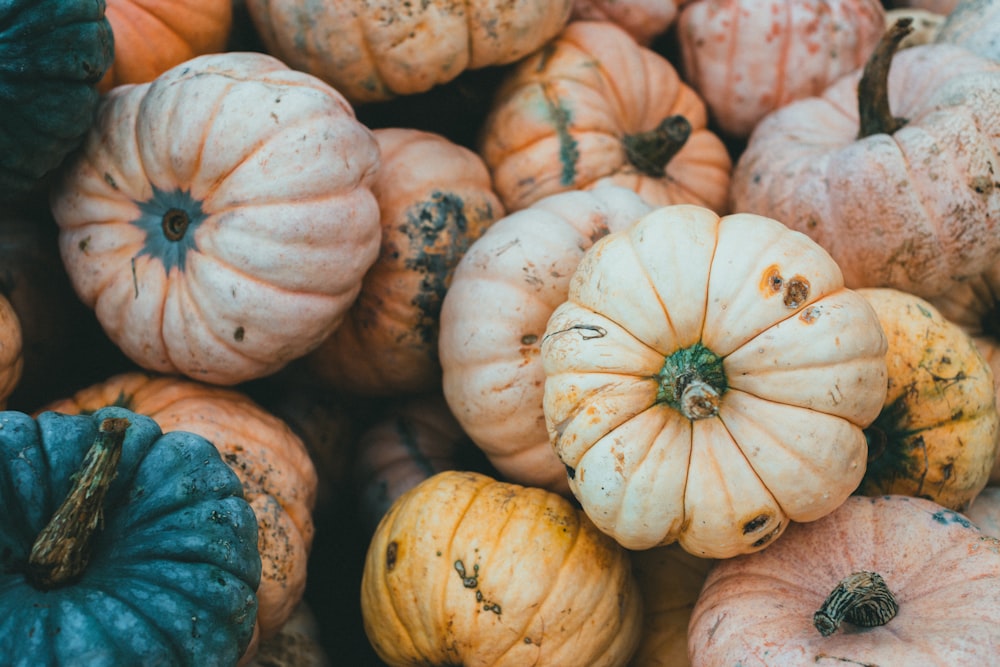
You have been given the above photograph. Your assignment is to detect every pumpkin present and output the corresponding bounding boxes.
[98,0,232,92]
[245,0,573,104]
[478,20,732,214]
[41,371,317,641]
[629,545,713,667]
[360,470,643,667]
[730,21,1000,300]
[965,486,1000,537]
[569,0,680,45]
[541,204,889,556]
[935,0,1000,61]
[0,294,23,410]
[247,601,329,667]
[439,185,653,493]
[0,407,261,665]
[303,128,503,396]
[889,0,958,12]
[676,0,886,139]
[854,288,998,511]
[0,0,113,202]
[688,494,1000,666]
[49,52,382,386]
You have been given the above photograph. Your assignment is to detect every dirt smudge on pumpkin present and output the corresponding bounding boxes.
[540,82,579,186]
[386,540,398,571]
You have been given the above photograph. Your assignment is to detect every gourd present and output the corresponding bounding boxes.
[730,21,1000,300]
[360,470,643,667]
[569,0,680,45]
[479,20,732,213]
[41,371,317,641]
[965,486,1000,537]
[935,0,1000,61]
[0,295,23,409]
[304,128,503,396]
[688,495,1000,666]
[50,52,382,386]
[439,185,653,493]
[0,407,261,665]
[855,288,998,511]
[541,204,888,556]
[0,0,113,202]
[99,0,233,91]
[677,0,886,138]
[245,0,574,104]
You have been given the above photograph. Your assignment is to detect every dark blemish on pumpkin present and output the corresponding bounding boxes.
[524,637,533,644]
[565,464,576,480]
[916,303,933,318]
[742,514,770,534]
[930,509,972,528]
[540,82,579,186]
[536,41,557,72]
[760,265,783,295]
[78,236,91,252]
[191,616,200,638]
[233,326,245,342]
[783,277,810,309]
[131,256,139,299]
[970,175,994,195]
[799,306,821,324]
[484,603,502,614]
[521,334,538,345]
[751,522,782,548]
[103,173,118,190]
[940,462,954,481]
[386,541,398,571]
[543,324,607,343]
[454,560,479,588]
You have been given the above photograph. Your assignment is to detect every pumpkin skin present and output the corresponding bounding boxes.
[439,185,653,493]
[304,128,504,396]
[677,0,886,139]
[855,288,998,511]
[730,40,1000,300]
[50,52,382,386]
[41,372,317,642]
[0,0,113,202]
[360,470,643,667]
[0,407,261,665]
[98,0,233,92]
[965,486,1000,537]
[569,0,680,45]
[245,0,573,104]
[890,0,958,12]
[935,0,1000,61]
[479,20,732,214]
[688,494,1000,666]
[541,204,889,556]
[0,294,23,409]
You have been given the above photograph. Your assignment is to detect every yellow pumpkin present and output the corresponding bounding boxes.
[0,294,22,409]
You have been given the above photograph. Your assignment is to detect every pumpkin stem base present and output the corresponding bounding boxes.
[623,115,692,178]
[814,570,898,637]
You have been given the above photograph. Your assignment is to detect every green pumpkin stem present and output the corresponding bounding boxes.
[27,417,130,590]
[656,342,727,420]
[813,571,899,637]
[857,18,914,139]
[623,115,692,178]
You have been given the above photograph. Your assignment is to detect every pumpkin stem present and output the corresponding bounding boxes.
[656,343,727,420]
[623,115,692,178]
[27,417,130,590]
[857,18,914,139]
[813,571,899,637]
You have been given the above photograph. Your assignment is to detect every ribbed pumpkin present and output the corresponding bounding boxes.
[0,295,23,410]
[245,0,573,104]
[855,288,998,511]
[541,204,889,556]
[304,128,503,396]
[50,52,382,386]
[689,495,1000,666]
[439,185,653,493]
[730,23,1000,300]
[569,0,680,45]
[361,470,643,667]
[479,20,732,214]
[41,372,318,642]
[677,0,886,138]
[935,0,1000,61]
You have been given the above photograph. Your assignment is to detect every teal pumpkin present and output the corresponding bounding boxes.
[0,0,114,202]
[0,407,261,666]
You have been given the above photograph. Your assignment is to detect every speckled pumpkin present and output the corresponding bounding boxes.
[855,288,998,511]
[935,0,1000,61]
[361,470,643,667]
[569,0,680,45]
[0,294,23,409]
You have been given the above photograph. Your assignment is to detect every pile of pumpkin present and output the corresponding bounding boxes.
[2,0,1000,664]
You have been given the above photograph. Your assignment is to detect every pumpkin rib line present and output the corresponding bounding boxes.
[715,410,789,518]
[114,2,191,49]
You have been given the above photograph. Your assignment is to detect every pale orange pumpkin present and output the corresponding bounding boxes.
[0,294,22,409]
[50,52,382,386]
[245,0,574,104]
[41,371,319,642]
[688,495,1000,665]
[730,24,1000,300]
[570,0,680,45]
[439,185,653,493]
[361,470,643,667]
[98,0,233,92]
[479,20,732,214]
[303,128,503,396]
[935,0,1000,61]
[677,0,886,138]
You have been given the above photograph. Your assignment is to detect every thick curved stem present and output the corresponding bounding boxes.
[623,115,692,177]
[857,18,914,139]
[814,571,899,637]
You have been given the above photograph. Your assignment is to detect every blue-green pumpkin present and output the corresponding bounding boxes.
[0,0,114,202]
[0,406,261,666]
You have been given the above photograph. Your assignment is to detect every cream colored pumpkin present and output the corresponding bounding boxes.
[541,204,888,556]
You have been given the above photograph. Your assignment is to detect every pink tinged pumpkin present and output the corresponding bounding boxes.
[730,29,1000,300]
[569,0,680,46]
[677,0,886,138]
[541,204,888,556]
[439,185,654,494]
[50,52,382,386]
[688,495,1000,666]
[965,486,1000,537]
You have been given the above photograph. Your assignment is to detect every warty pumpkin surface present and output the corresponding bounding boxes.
[41,371,318,642]
[439,185,653,493]
[479,20,732,214]
[50,52,382,386]
[541,204,889,556]
[360,470,643,667]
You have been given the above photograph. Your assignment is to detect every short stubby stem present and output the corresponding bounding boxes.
[814,571,899,637]
[623,115,692,178]
[656,342,727,420]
